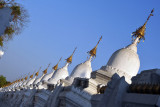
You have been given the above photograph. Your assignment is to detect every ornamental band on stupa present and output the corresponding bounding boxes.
[1,9,160,107]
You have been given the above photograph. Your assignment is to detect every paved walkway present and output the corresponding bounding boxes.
[0,100,11,107]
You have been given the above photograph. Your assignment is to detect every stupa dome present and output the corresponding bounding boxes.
[70,57,92,78]
[106,43,140,83]
[105,8,154,83]
[70,36,102,79]
[33,74,45,85]
[48,63,69,84]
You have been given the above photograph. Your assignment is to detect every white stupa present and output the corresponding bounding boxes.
[12,79,21,89]
[70,57,92,78]
[105,39,140,83]
[21,75,30,87]
[36,58,62,89]
[48,63,69,84]
[40,58,62,83]
[26,71,37,87]
[33,74,44,85]
[47,48,77,85]
[16,78,24,89]
[105,10,153,83]
[32,67,46,85]
[70,36,102,79]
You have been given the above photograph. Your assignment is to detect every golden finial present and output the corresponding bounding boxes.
[66,47,77,63]
[18,79,20,82]
[18,75,23,82]
[21,78,24,81]
[35,66,42,76]
[53,57,62,70]
[132,9,154,41]
[43,63,51,74]
[30,74,33,78]
[25,76,28,80]
[25,72,30,80]
[30,70,36,78]
[35,72,39,76]
[88,36,102,57]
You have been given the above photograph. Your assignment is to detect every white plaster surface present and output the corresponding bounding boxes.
[48,63,69,84]
[70,57,92,79]
[106,43,140,83]
[33,74,45,85]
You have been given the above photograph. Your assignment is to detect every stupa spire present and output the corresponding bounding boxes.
[25,72,30,80]
[53,57,62,70]
[88,36,102,58]
[35,66,42,76]
[30,70,36,78]
[66,47,77,63]
[16,75,22,82]
[21,78,24,81]
[25,76,28,80]
[17,79,20,82]
[132,9,154,43]
[43,63,51,74]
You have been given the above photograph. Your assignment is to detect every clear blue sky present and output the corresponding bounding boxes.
[0,0,160,81]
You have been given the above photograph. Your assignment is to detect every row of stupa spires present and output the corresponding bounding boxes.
[1,8,154,89]
[2,35,102,89]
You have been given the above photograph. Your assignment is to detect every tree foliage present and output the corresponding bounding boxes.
[0,75,7,88]
[0,0,29,47]
[0,75,10,88]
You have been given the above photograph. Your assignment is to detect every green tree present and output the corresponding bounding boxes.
[0,75,7,87]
